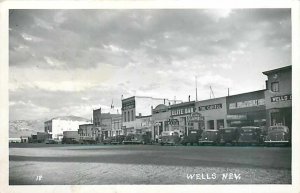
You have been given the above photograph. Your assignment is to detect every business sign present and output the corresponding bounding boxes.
[122,100,135,110]
[199,103,222,111]
[167,119,179,126]
[229,99,265,109]
[171,107,194,116]
[188,112,204,122]
[227,114,247,120]
[271,94,292,102]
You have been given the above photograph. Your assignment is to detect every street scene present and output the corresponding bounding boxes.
[9,9,292,186]
[9,144,291,185]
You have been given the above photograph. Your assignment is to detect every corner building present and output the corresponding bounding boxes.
[263,65,292,130]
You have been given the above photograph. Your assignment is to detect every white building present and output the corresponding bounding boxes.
[44,115,92,140]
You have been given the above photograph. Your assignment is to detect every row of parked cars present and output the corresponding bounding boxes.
[160,125,291,146]
[100,125,290,147]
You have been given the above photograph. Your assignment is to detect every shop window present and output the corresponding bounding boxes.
[271,82,279,92]
[208,120,214,130]
[217,119,224,130]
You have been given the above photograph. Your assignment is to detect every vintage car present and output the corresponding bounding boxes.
[238,126,263,145]
[62,138,79,144]
[103,137,114,145]
[123,134,151,144]
[110,135,126,145]
[264,126,290,146]
[219,127,240,145]
[198,130,220,145]
[160,131,181,146]
[181,129,203,146]
[45,139,59,144]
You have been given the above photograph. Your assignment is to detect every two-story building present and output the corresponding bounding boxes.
[263,65,292,130]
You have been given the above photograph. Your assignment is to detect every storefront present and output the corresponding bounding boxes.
[263,66,292,130]
[169,101,198,135]
[195,97,227,130]
[226,90,266,127]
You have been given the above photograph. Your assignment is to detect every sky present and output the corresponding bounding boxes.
[9,9,291,120]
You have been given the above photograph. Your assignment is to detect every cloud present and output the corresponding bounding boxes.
[9,9,291,120]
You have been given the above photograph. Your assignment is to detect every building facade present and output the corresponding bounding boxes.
[44,116,91,140]
[121,96,181,134]
[195,97,227,130]
[78,123,98,142]
[263,66,292,130]
[226,90,266,127]
[169,101,198,135]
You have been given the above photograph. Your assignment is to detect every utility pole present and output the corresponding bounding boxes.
[195,76,198,101]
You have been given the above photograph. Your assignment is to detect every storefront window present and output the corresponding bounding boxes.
[271,82,279,92]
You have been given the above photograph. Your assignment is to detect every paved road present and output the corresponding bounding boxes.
[9,144,291,185]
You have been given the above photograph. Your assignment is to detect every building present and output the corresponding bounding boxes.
[195,97,227,130]
[263,65,292,130]
[226,90,266,127]
[20,136,30,143]
[111,115,122,136]
[9,138,21,143]
[63,131,80,141]
[152,104,171,139]
[121,96,181,134]
[78,123,98,142]
[92,108,122,141]
[169,101,198,135]
[44,115,91,140]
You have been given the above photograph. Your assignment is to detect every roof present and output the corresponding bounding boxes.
[50,115,90,122]
[170,101,195,108]
[153,104,168,111]
[262,65,291,75]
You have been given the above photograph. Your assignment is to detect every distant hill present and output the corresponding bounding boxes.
[9,119,46,138]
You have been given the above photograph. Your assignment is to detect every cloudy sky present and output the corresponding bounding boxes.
[9,9,291,120]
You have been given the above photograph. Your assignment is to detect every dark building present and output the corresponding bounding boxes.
[263,65,292,130]
[226,90,266,127]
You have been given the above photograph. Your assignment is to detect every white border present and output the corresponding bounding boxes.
[0,1,299,193]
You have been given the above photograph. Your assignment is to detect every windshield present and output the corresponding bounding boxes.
[241,128,256,132]
[269,126,288,132]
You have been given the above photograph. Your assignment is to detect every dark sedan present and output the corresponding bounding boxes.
[198,130,220,145]
[264,126,290,146]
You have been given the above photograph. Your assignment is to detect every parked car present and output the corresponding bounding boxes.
[45,139,58,144]
[103,137,114,145]
[199,130,220,145]
[219,127,240,145]
[160,131,181,146]
[123,134,150,144]
[181,129,203,146]
[111,135,126,145]
[264,125,290,146]
[62,138,79,144]
[238,126,263,145]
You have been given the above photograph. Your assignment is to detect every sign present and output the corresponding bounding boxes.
[271,94,292,102]
[188,112,204,122]
[168,119,179,126]
[199,103,222,111]
[171,107,194,116]
[229,99,265,109]
[122,100,135,110]
[226,114,247,120]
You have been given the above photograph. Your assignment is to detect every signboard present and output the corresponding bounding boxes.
[122,100,135,110]
[168,119,179,126]
[188,112,204,122]
[229,99,265,109]
[271,94,292,102]
[171,107,194,116]
[226,114,247,120]
[199,103,222,111]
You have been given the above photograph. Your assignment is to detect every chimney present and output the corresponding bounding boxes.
[188,95,190,102]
